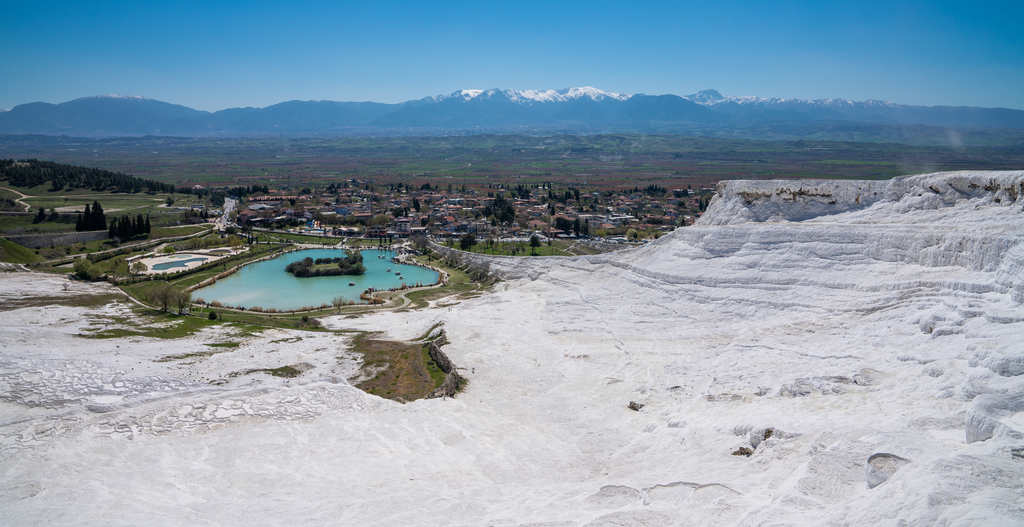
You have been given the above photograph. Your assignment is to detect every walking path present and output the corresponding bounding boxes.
[0,186,32,211]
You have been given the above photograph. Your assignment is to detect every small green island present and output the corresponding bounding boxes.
[285,251,366,277]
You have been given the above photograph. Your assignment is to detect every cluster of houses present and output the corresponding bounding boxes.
[229,182,712,241]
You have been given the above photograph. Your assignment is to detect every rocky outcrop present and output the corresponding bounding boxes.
[426,333,464,399]
[865,453,911,489]
[427,241,551,282]
[965,393,1024,443]
[698,171,1024,226]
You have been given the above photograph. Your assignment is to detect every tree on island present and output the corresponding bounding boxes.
[285,251,366,277]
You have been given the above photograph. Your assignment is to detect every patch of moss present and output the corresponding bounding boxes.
[263,365,301,378]
[270,337,303,344]
[422,344,446,387]
[1,292,124,311]
[81,311,226,340]
[205,342,240,348]
[155,351,216,362]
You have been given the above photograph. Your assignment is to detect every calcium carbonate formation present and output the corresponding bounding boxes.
[2,171,1022,525]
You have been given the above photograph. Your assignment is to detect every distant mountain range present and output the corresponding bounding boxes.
[1,88,1022,140]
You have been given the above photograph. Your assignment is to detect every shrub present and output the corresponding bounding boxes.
[208,311,218,320]
[73,258,93,279]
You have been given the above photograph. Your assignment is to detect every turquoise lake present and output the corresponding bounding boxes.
[193,249,439,310]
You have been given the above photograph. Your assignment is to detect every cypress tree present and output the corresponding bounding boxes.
[136,214,145,236]
[119,215,130,240]
[75,214,84,232]
[91,201,107,231]
[144,215,151,234]
[83,204,92,231]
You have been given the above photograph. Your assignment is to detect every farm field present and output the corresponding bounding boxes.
[4,134,1023,194]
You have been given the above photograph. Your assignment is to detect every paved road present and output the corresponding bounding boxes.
[216,198,236,231]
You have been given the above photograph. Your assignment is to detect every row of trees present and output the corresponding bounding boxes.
[75,201,107,231]
[547,187,581,203]
[33,207,72,224]
[149,283,192,314]
[108,213,151,241]
[553,217,589,236]
[73,256,147,282]
[458,232,544,255]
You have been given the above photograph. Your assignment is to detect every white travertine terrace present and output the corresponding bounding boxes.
[2,171,1023,525]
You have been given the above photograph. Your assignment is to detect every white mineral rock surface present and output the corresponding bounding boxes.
[3,171,1023,526]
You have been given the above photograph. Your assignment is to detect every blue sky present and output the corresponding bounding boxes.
[2,0,1022,111]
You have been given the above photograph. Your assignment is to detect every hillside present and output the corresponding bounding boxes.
[0,158,179,193]
[2,170,1023,525]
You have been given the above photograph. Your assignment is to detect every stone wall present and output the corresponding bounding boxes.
[5,231,109,249]
[426,331,465,399]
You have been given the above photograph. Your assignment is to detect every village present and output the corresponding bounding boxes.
[229,180,716,244]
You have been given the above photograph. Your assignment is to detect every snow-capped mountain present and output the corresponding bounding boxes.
[431,86,631,104]
[1,87,1021,138]
[685,88,869,108]
[685,88,903,110]
[680,89,1019,128]
[87,94,154,101]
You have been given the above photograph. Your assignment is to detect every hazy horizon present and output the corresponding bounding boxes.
[7,84,1024,114]
[3,1,1022,112]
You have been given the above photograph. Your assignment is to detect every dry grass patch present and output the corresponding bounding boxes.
[350,335,445,402]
